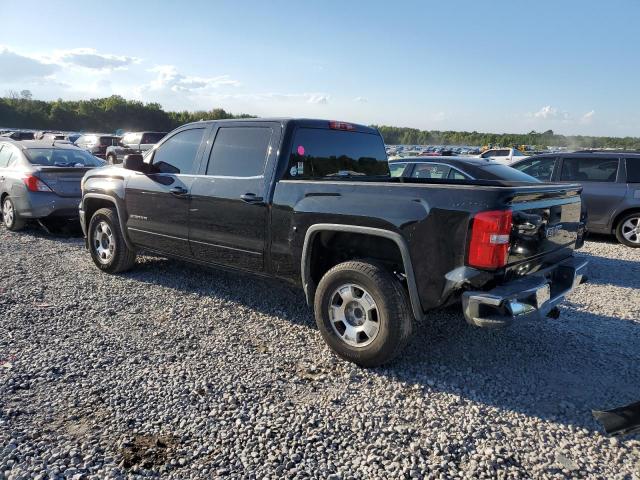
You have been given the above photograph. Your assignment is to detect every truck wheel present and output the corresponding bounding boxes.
[107,154,117,165]
[88,207,137,272]
[615,212,640,247]
[314,260,413,367]
[2,196,25,231]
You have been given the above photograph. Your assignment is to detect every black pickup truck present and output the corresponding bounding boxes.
[79,119,588,366]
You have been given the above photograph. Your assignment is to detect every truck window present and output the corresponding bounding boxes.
[207,127,272,177]
[151,128,204,174]
[288,128,388,179]
[625,158,640,183]
[560,157,618,182]
[141,132,166,144]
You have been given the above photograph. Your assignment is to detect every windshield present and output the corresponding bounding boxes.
[26,148,104,167]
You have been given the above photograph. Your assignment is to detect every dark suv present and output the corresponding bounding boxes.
[75,134,121,159]
[512,152,640,247]
[105,131,167,164]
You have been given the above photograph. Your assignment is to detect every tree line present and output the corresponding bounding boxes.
[1,92,639,149]
[0,92,254,133]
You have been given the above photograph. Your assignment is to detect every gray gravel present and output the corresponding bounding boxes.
[1,226,639,479]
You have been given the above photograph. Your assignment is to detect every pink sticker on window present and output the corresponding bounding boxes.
[297,145,305,156]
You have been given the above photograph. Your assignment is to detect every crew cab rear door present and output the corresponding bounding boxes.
[124,126,208,257]
[188,122,282,271]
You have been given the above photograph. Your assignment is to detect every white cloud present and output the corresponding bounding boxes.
[50,48,139,71]
[354,96,368,103]
[530,105,570,121]
[580,110,595,124]
[0,45,59,82]
[143,65,240,93]
[307,94,329,104]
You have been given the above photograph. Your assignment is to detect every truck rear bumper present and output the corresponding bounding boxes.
[462,256,588,328]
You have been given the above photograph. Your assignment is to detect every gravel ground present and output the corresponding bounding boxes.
[1,226,639,479]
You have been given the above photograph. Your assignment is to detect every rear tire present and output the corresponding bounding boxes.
[2,196,25,231]
[314,260,414,367]
[88,207,137,272]
[615,212,640,247]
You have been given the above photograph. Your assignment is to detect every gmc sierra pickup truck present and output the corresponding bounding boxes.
[79,118,588,366]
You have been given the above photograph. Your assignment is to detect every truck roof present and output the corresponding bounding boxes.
[181,118,380,135]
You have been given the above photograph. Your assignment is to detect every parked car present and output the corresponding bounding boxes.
[80,118,587,366]
[512,152,640,247]
[478,147,528,165]
[388,156,545,182]
[105,131,167,164]
[1,131,35,140]
[75,134,121,159]
[41,132,67,142]
[0,140,105,231]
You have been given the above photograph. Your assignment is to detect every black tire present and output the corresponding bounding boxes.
[615,212,640,248]
[107,154,117,165]
[2,196,25,231]
[88,207,137,273]
[314,260,414,367]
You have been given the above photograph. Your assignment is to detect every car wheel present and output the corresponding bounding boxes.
[2,196,25,231]
[88,207,137,272]
[615,212,640,248]
[314,260,414,367]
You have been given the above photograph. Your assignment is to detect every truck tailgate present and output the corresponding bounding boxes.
[505,184,583,274]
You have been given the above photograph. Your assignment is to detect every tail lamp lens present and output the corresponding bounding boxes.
[23,175,52,192]
[468,210,513,269]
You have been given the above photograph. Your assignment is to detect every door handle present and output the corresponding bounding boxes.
[240,193,264,204]
[169,186,189,196]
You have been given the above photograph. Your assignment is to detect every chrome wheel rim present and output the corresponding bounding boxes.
[621,217,640,244]
[2,200,14,227]
[328,283,380,347]
[93,221,115,264]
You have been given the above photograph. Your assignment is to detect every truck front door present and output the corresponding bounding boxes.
[189,122,281,271]
[124,127,207,257]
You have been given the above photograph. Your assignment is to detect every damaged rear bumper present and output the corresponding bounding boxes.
[462,256,588,328]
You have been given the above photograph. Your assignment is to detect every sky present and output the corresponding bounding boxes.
[0,0,639,137]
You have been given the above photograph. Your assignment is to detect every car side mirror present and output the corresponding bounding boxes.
[123,154,146,172]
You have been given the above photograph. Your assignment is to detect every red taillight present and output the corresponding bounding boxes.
[23,175,52,192]
[468,210,513,269]
[329,120,355,131]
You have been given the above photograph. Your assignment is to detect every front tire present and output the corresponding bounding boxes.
[314,261,414,367]
[615,212,640,247]
[2,196,25,231]
[88,207,137,272]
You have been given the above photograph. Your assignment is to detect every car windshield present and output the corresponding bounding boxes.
[26,148,104,167]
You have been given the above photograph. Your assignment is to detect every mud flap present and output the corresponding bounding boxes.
[592,400,640,436]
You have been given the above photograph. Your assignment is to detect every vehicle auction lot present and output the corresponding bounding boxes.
[1,228,639,479]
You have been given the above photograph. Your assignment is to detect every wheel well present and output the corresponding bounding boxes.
[612,208,640,232]
[83,197,117,230]
[308,231,405,288]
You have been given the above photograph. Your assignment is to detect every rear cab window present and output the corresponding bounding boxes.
[560,157,619,182]
[287,127,388,179]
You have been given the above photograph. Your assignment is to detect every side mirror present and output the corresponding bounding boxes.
[123,154,146,172]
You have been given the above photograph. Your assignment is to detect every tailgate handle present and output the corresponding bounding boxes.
[514,212,542,232]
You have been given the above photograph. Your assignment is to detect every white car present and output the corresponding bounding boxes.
[477,148,528,165]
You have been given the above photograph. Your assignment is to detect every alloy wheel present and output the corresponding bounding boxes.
[328,283,380,347]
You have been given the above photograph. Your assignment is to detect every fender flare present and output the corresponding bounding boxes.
[301,223,425,321]
[82,193,135,250]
